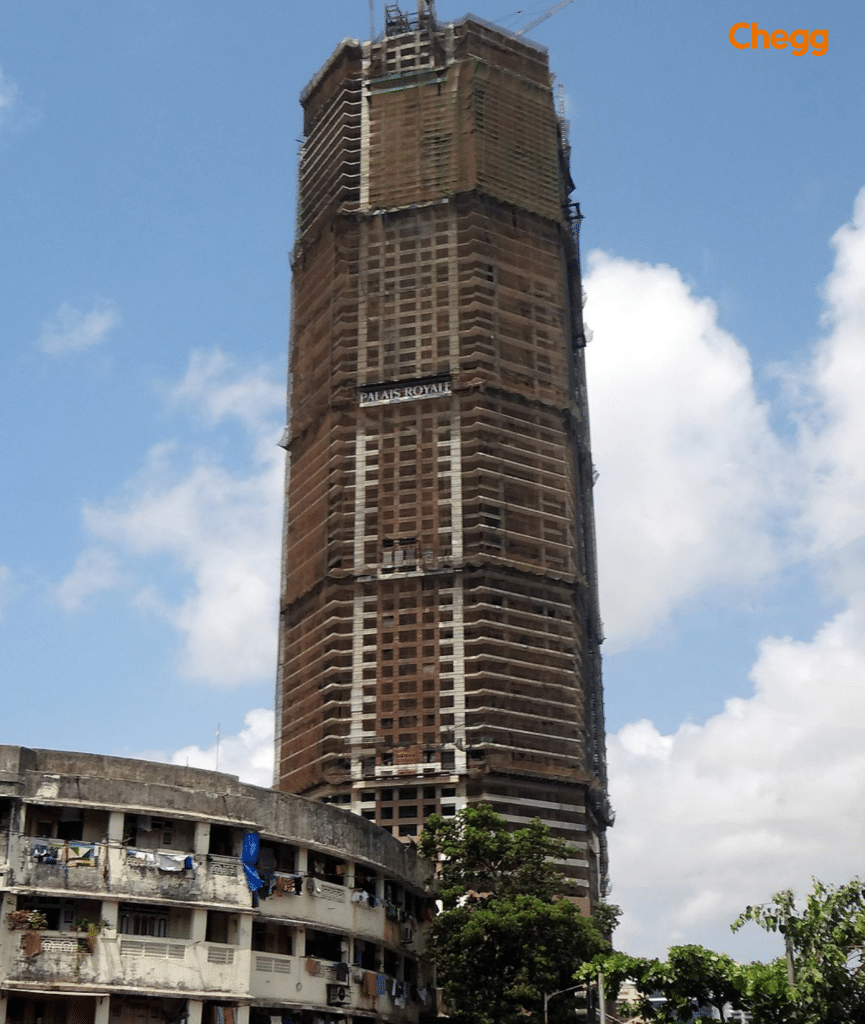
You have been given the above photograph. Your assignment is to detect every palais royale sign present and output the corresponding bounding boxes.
[358,376,451,407]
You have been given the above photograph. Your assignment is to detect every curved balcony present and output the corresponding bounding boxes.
[4,931,248,999]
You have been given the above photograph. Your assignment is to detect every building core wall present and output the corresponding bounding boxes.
[278,13,611,902]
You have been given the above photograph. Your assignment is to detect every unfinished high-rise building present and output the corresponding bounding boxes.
[275,3,612,902]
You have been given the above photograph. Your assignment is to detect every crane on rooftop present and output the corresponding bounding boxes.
[516,0,574,36]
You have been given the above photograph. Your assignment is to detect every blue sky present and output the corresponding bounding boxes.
[2,0,864,961]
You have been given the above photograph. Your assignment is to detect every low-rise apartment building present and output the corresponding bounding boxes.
[0,747,433,1024]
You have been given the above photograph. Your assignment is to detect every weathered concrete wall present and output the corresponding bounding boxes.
[0,746,429,888]
[0,745,434,1024]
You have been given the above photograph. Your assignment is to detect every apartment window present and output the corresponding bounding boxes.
[119,905,169,938]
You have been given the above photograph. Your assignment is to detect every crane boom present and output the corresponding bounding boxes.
[516,0,574,36]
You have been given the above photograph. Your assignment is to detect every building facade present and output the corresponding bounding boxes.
[276,6,611,901]
[0,747,433,1024]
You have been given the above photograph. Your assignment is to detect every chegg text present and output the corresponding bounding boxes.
[729,23,828,55]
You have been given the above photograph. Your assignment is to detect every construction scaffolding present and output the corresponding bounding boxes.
[276,9,611,903]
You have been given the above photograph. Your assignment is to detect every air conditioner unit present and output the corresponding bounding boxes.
[327,985,350,1006]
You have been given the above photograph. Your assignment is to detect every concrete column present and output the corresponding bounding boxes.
[191,908,208,943]
[452,578,467,774]
[296,846,308,877]
[107,810,126,887]
[186,1001,203,1024]
[234,1007,249,1024]
[0,991,8,1024]
[359,44,371,210]
[194,822,210,857]
[100,900,119,932]
[107,811,125,843]
[236,912,253,952]
[94,995,111,1024]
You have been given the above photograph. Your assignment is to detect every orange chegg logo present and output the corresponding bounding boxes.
[729,23,828,55]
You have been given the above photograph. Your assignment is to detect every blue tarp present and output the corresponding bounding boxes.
[241,831,263,892]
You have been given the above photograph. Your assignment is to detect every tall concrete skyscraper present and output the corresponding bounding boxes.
[276,3,612,903]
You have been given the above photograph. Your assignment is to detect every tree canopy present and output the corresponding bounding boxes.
[418,804,612,1024]
[576,878,865,1023]
[575,945,757,1022]
[732,878,865,1023]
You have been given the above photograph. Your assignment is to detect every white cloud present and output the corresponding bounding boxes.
[170,708,275,787]
[55,548,121,610]
[797,188,865,563]
[0,66,20,128]
[59,350,285,685]
[0,565,13,619]
[36,299,120,355]
[584,254,788,649]
[609,601,865,960]
[605,189,865,960]
[169,349,285,438]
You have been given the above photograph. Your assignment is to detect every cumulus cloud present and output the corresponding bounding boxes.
[36,299,120,355]
[170,708,275,787]
[0,565,13,619]
[609,601,865,960]
[55,548,121,610]
[605,189,865,959]
[59,350,285,685]
[584,254,788,649]
[0,67,20,128]
[169,349,285,438]
[797,188,865,563]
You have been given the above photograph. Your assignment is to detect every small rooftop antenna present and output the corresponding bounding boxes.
[369,0,375,38]
[215,723,220,772]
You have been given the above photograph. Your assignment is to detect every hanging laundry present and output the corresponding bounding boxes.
[155,853,186,872]
[127,850,158,867]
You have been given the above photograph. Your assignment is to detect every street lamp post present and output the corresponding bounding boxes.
[542,978,606,1024]
[543,984,586,1024]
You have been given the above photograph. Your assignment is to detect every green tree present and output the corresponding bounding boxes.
[575,945,750,1022]
[418,805,611,1024]
[577,878,865,1023]
[733,878,865,1023]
